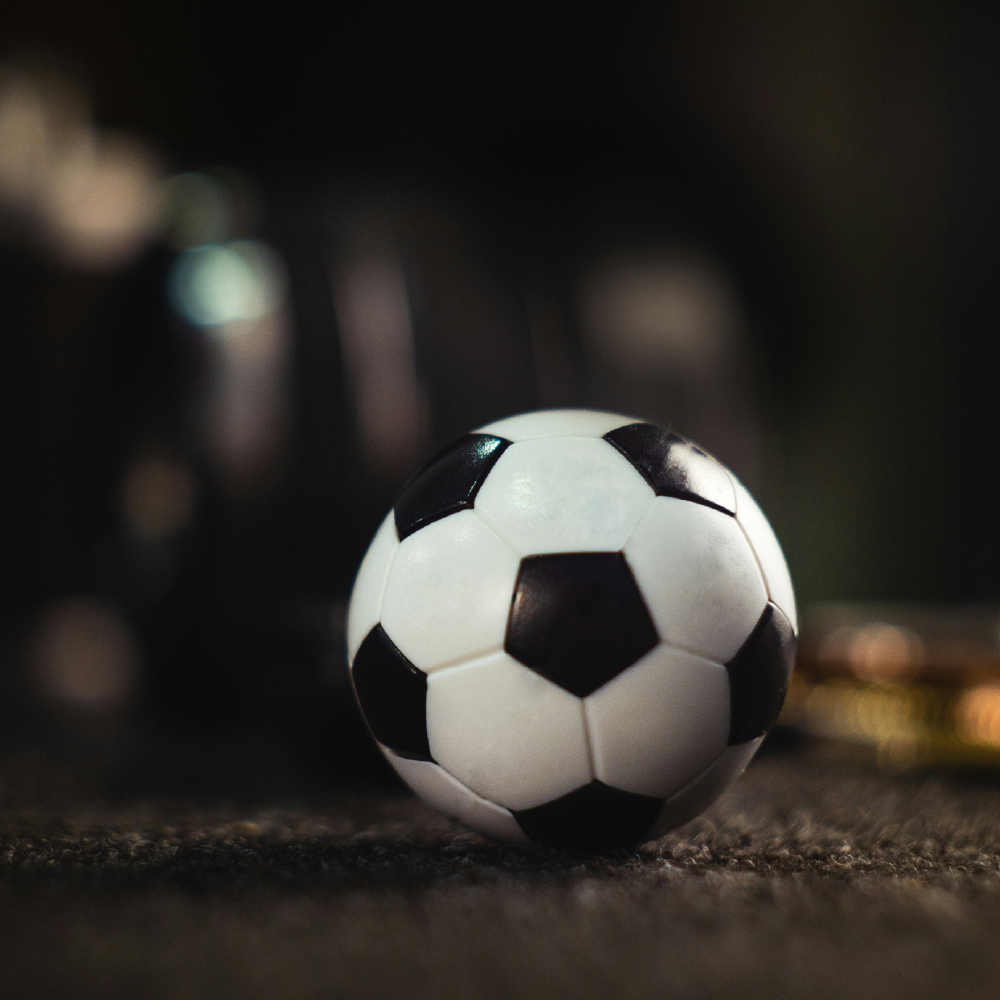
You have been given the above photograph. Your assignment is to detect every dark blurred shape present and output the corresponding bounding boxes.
[330,208,428,477]
[30,596,137,710]
[164,171,235,251]
[0,64,89,210]
[580,253,758,472]
[120,453,196,541]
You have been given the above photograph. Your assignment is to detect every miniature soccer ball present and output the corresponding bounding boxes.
[346,409,796,850]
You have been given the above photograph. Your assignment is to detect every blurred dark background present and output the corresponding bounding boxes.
[0,0,996,793]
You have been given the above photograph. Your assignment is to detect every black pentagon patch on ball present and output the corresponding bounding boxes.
[725,602,797,745]
[506,553,658,697]
[514,781,664,851]
[604,422,736,515]
[394,434,511,540]
[351,624,432,760]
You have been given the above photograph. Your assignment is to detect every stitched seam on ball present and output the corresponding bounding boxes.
[726,470,775,611]
[468,506,524,560]
[374,540,400,643]
[348,517,399,668]
[434,760,516,820]
[426,648,509,680]
[617,489,660,556]
[469,502,527,558]
[580,699,597,782]
[643,641,727,671]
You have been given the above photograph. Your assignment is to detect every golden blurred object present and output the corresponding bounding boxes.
[783,602,1000,769]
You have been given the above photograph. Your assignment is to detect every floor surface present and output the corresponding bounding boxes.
[3,746,1000,999]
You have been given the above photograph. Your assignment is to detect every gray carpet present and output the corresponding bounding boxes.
[3,746,1000,999]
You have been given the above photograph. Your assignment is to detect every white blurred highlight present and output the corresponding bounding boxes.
[169,240,291,491]
[32,598,138,709]
[333,256,428,473]
[169,241,286,327]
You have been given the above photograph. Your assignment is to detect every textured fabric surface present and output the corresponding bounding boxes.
[3,746,1000,998]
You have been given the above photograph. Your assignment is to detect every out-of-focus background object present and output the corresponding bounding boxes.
[782,602,1000,770]
[0,2,997,793]
[0,66,164,270]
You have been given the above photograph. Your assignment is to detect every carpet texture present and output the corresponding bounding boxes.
[3,746,1000,999]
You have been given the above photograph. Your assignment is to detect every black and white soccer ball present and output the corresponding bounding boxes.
[347,409,796,850]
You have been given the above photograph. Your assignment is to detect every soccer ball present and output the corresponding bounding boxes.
[346,409,796,850]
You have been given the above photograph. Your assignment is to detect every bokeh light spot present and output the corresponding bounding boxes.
[168,240,286,327]
[32,598,138,709]
[120,456,197,540]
